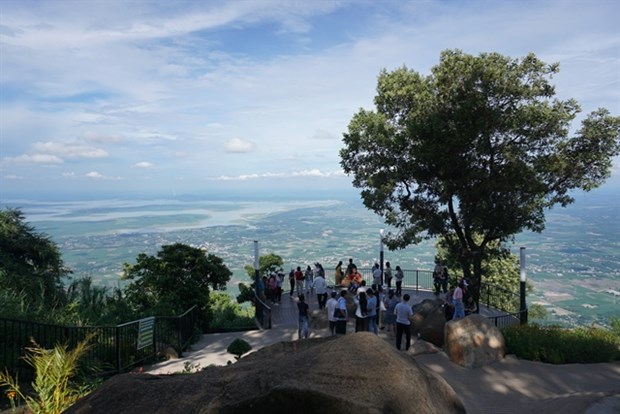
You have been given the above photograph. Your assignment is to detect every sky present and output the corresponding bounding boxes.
[1,0,619,200]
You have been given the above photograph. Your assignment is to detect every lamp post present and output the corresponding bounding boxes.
[254,240,260,294]
[379,229,384,286]
[519,246,528,325]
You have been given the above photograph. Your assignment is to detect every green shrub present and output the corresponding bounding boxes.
[208,292,255,332]
[503,323,620,364]
[226,338,252,360]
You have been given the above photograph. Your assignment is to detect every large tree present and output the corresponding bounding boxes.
[0,208,70,310]
[340,50,620,303]
[122,243,232,328]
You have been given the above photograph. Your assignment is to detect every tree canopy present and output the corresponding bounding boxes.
[340,50,620,296]
[0,208,70,310]
[122,243,232,327]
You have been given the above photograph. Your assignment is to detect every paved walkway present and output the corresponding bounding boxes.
[147,289,620,413]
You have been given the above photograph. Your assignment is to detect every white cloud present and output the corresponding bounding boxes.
[208,169,344,181]
[32,141,109,159]
[3,174,22,180]
[8,154,64,164]
[225,137,256,153]
[133,161,154,168]
[85,171,123,180]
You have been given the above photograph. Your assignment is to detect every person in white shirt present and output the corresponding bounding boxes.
[394,293,413,350]
[335,290,348,334]
[313,273,328,309]
[326,291,339,335]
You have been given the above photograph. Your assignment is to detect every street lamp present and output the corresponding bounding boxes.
[254,240,260,293]
[379,229,384,286]
[519,246,528,325]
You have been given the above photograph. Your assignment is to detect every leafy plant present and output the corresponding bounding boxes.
[0,335,96,414]
[208,292,255,331]
[226,338,252,360]
[503,323,620,364]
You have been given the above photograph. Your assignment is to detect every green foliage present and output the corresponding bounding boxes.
[503,323,620,364]
[0,335,95,414]
[527,303,548,321]
[436,234,523,311]
[238,253,283,303]
[226,338,252,360]
[208,292,255,331]
[122,243,232,329]
[340,50,620,292]
[0,208,71,311]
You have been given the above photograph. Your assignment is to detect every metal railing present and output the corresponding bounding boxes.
[254,292,272,329]
[0,305,199,379]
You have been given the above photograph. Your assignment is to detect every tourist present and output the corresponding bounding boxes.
[305,265,314,295]
[354,290,368,332]
[433,259,443,295]
[395,265,404,296]
[335,260,344,286]
[345,258,355,279]
[313,270,328,309]
[464,295,476,315]
[349,266,363,293]
[268,273,277,305]
[258,276,267,302]
[294,266,304,296]
[288,268,295,296]
[326,291,339,335]
[297,294,310,339]
[372,262,382,286]
[452,280,465,319]
[384,289,399,336]
[394,293,413,350]
[385,261,393,289]
[275,272,284,303]
[335,290,348,334]
[366,288,378,334]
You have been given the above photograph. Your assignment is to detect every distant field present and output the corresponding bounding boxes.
[5,189,618,327]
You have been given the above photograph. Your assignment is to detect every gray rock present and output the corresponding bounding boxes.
[66,333,466,414]
[444,314,506,368]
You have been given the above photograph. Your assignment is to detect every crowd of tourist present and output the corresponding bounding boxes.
[262,257,474,346]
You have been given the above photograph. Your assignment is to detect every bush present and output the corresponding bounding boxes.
[503,323,620,364]
[208,292,255,332]
[226,338,252,360]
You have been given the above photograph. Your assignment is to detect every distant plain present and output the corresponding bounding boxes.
[5,187,618,327]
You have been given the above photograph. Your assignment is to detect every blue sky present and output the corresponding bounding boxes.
[1,0,619,199]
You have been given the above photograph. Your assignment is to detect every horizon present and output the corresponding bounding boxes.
[1,0,619,199]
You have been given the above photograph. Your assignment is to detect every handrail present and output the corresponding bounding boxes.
[254,291,272,329]
[0,306,199,380]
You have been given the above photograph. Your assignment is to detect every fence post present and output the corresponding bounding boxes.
[115,325,121,373]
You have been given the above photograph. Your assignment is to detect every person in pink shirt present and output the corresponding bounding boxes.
[452,280,465,319]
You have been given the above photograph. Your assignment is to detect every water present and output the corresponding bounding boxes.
[3,188,618,327]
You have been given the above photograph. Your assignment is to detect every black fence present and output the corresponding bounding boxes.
[254,292,272,329]
[0,306,199,380]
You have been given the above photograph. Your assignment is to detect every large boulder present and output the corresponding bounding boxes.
[66,333,465,414]
[444,314,506,368]
[411,299,447,347]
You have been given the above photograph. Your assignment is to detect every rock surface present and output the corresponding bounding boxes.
[66,333,466,414]
[444,314,506,368]
[411,299,447,347]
